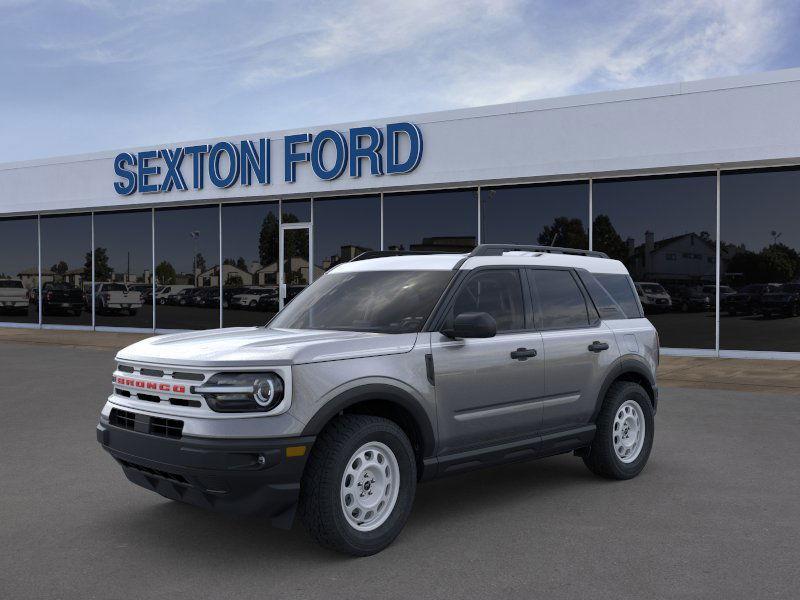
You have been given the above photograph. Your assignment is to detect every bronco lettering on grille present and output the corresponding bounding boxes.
[112,376,186,394]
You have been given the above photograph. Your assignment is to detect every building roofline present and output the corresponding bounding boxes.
[3,67,800,171]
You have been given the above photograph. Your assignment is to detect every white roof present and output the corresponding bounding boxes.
[329,251,629,275]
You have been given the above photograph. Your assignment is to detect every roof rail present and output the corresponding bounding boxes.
[468,244,609,259]
[349,250,451,262]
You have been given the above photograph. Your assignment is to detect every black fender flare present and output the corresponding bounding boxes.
[301,383,436,459]
[592,355,658,420]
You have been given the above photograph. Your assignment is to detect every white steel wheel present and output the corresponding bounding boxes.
[340,441,400,532]
[613,400,646,463]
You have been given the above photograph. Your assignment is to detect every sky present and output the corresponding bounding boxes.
[1,0,799,163]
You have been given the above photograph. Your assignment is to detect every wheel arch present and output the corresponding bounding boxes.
[592,356,657,421]
[301,383,436,472]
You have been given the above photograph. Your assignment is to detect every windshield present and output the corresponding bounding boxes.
[270,270,453,333]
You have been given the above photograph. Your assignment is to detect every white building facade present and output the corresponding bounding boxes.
[2,68,800,358]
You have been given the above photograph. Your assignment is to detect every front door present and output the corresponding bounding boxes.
[431,268,545,455]
[279,223,311,310]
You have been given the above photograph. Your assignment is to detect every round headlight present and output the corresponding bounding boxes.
[253,378,275,407]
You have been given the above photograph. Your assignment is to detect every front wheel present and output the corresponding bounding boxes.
[583,381,654,480]
[298,414,417,556]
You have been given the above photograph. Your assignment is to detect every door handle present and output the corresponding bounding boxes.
[510,347,538,361]
[588,341,610,353]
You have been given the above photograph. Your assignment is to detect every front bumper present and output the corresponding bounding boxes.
[97,421,314,528]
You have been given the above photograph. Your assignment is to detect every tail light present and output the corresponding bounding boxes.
[46,291,53,302]
[102,293,111,301]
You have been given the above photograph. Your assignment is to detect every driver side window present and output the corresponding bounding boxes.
[447,269,525,332]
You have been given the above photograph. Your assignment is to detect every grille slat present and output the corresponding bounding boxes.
[171,371,205,382]
[109,408,184,439]
[149,416,183,439]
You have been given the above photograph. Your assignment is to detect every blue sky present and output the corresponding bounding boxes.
[1,0,798,162]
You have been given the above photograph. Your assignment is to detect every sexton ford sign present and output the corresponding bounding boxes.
[112,122,423,196]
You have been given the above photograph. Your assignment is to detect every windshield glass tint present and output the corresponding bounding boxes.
[270,270,453,333]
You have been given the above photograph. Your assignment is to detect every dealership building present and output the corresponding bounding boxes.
[1,68,800,359]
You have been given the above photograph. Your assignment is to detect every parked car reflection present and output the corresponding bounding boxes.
[188,287,220,308]
[167,287,197,306]
[90,283,143,316]
[41,282,84,316]
[0,279,30,315]
[231,287,277,310]
[635,282,672,313]
[722,283,781,316]
[759,283,800,318]
[669,285,712,313]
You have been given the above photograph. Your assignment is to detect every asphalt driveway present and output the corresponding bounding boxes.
[1,341,798,600]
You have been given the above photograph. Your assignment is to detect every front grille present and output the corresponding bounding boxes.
[149,417,183,439]
[109,408,136,430]
[108,408,184,439]
[118,459,188,484]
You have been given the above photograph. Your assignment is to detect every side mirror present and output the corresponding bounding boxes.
[442,311,497,339]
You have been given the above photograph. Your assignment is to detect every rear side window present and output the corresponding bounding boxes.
[593,273,642,318]
[576,271,627,320]
[529,269,590,329]
[447,269,525,332]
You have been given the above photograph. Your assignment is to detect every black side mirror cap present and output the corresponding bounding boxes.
[442,311,497,339]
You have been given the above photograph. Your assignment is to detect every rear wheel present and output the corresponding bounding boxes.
[299,414,416,556]
[583,381,654,480]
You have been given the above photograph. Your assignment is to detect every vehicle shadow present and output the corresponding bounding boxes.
[96,454,592,562]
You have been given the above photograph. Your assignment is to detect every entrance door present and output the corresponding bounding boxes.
[279,223,312,310]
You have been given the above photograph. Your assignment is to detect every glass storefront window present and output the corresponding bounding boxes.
[593,174,717,349]
[282,199,311,223]
[383,189,478,253]
[155,206,219,330]
[221,202,279,326]
[481,182,589,248]
[93,210,153,329]
[40,214,92,326]
[0,217,39,324]
[313,195,380,271]
[721,168,800,352]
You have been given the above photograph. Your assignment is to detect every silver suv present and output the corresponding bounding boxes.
[97,245,658,556]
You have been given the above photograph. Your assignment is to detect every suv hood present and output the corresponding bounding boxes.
[116,327,418,367]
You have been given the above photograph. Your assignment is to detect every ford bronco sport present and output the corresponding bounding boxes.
[97,245,658,556]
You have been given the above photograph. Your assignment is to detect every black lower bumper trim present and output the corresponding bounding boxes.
[97,422,315,528]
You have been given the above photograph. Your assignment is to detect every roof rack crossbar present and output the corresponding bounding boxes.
[467,244,609,259]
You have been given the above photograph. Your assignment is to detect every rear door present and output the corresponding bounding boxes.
[527,268,619,433]
[431,267,545,455]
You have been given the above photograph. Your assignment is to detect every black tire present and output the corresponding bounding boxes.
[298,414,417,556]
[583,381,654,480]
